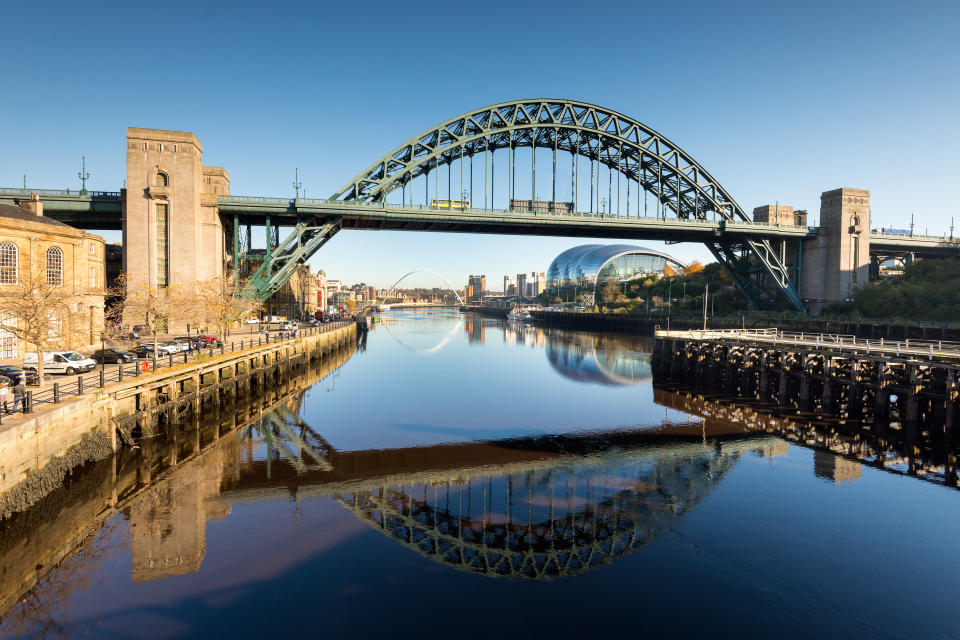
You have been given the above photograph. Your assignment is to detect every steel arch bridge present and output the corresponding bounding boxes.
[329,99,803,311]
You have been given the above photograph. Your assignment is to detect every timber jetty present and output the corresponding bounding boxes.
[653,329,960,433]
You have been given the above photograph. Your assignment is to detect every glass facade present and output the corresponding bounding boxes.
[546,244,685,293]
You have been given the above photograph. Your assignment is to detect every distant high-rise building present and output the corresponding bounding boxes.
[466,274,486,303]
[517,273,528,298]
[504,275,517,297]
[532,272,546,296]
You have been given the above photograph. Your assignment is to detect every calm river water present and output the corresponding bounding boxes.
[2,308,960,638]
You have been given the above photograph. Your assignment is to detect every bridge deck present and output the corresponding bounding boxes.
[1,187,956,254]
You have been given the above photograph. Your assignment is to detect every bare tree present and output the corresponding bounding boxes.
[197,274,262,341]
[0,266,87,381]
[109,274,193,370]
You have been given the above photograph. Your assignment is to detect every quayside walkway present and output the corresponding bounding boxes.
[657,328,960,363]
[653,328,960,433]
[0,321,359,507]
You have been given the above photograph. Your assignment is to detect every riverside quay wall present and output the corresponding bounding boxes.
[0,345,356,623]
[0,322,357,519]
[652,329,960,435]
[531,311,960,341]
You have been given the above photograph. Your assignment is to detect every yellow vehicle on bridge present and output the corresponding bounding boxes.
[430,198,470,210]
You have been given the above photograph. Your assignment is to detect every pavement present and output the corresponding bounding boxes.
[0,322,300,392]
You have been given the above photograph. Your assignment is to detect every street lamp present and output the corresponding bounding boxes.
[667,278,673,330]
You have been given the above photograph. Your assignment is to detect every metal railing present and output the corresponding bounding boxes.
[0,187,121,198]
[656,328,960,363]
[218,194,817,232]
[8,321,355,419]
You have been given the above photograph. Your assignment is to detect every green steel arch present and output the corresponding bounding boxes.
[332,99,804,311]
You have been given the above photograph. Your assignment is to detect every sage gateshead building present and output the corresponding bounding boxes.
[546,244,686,298]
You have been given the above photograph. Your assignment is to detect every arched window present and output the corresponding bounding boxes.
[0,242,17,284]
[155,172,169,187]
[46,247,63,286]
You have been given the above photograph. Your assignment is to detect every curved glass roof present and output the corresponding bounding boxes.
[546,244,686,287]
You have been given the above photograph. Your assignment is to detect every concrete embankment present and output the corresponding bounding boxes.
[465,306,509,318]
[0,322,357,520]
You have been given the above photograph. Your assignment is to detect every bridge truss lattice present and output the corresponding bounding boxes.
[333,100,804,311]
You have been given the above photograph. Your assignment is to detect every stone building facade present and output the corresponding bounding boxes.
[0,199,106,357]
[261,263,320,320]
[123,128,227,293]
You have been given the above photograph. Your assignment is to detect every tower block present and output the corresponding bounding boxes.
[123,128,228,295]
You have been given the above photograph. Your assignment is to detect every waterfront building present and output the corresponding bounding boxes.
[546,244,686,301]
[315,271,326,311]
[0,199,106,356]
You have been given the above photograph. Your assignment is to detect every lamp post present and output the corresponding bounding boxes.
[703,284,709,330]
[667,278,673,331]
[78,157,90,196]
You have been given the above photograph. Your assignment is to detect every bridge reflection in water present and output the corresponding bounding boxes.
[6,329,960,631]
[334,434,763,580]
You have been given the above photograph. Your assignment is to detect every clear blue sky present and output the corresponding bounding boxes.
[1,0,957,289]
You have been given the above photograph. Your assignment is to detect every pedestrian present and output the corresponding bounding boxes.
[0,380,8,414]
[12,376,26,413]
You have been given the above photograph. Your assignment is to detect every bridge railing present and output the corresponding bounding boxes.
[870,229,958,243]
[218,195,816,232]
[0,187,121,198]
[12,321,355,419]
[656,328,960,362]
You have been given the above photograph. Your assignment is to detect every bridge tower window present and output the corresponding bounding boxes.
[155,172,169,187]
[46,247,63,286]
[156,203,169,286]
[0,242,17,284]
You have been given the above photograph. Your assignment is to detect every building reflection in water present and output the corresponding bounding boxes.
[545,331,653,385]
[126,439,239,582]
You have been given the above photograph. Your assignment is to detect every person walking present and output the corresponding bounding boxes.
[12,377,26,413]
[0,380,8,414]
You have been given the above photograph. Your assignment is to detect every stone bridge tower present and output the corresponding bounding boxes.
[799,188,871,313]
[123,128,227,294]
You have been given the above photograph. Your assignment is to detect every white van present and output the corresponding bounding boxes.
[265,315,284,324]
[24,351,97,375]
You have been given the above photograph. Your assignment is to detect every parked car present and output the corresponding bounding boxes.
[131,344,159,358]
[170,337,196,351]
[137,342,178,355]
[245,317,261,324]
[23,351,97,375]
[162,341,186,353]
[0,366,40,386]
[90,348,137,364]
[174,336,203,350]
[195,335,223,347]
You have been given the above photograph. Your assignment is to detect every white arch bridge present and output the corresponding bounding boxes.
[378,269,465,309]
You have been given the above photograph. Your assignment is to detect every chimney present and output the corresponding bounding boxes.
[20,192,43,217]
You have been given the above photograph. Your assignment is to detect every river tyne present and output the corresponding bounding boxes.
[2,309,960,638]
